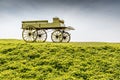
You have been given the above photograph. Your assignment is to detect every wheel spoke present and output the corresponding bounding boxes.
[51,30,63,42]
[62,32,70,43]
[36,30,47,42]
[22,29,37,42]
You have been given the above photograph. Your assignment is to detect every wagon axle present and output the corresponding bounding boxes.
[22,29,71,42]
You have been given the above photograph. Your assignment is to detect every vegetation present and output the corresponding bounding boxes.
[0,39,120,80]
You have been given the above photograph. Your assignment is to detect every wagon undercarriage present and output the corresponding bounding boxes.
[22,27,72,43]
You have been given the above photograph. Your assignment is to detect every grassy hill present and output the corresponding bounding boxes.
[0,39,120,80]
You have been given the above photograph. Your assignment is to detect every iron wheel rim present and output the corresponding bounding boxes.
[36,29,47,42]
[51,30,63,42]
[62,32,70,43]
[22,29,37,42]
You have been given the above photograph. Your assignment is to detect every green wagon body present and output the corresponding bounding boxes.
[22,17,66,29]
[21,17,74,43]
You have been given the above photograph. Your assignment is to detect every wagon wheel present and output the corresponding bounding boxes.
[62,32,71,43]
[22,28,37,42]
[51,30,63,42]
[36,30,47,42]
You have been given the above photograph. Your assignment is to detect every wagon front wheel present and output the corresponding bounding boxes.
[22,29,37,42]
[51,30,63,42]
[62,32,70,43]
[36,30,47,42]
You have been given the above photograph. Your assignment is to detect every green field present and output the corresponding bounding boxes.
[0,39,120,80]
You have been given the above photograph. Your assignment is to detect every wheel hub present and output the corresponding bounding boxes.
[56,35,59,38]
[63,36,66,39]
[38,34,41,38]
[28,32,32,36]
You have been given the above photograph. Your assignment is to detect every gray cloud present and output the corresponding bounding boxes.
[0,0,120,14]
[0,0,120,42]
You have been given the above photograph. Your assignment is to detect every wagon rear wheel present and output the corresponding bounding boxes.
[51,30,63,42]
[22,29,37,42]
[36,30,47,42]
[62,32,70,43]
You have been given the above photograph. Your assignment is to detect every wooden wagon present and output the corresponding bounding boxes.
[22,17,74,42]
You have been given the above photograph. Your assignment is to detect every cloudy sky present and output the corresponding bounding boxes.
[0,0,120,42]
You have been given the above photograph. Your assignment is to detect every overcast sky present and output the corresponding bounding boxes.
[0,0,120,42]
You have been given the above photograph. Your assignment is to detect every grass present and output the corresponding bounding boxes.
[0,39,120,80]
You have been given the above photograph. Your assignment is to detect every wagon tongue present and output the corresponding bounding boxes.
[66,26,75,30]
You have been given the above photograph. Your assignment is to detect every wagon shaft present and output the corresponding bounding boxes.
[21,17,74,42]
